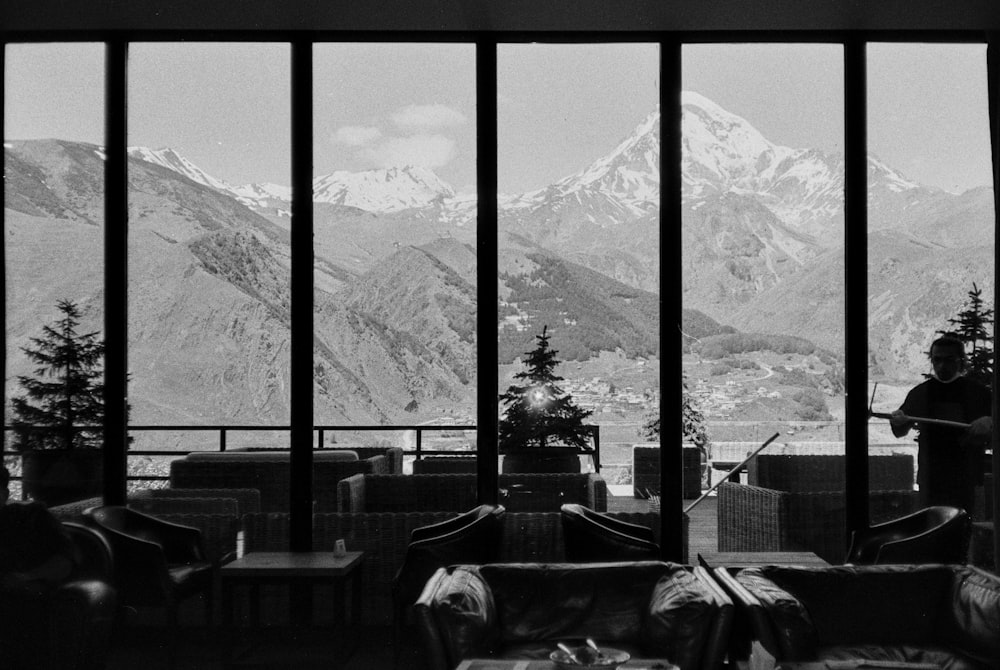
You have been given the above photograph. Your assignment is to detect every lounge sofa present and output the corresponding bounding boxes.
[414,561,732,670]
[170,448,389,512]
[714,564,1000,669]
[337,472,608,513]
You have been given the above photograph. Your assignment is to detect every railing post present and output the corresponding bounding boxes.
[317,428,324,449]
[415,428,422,461]
[220,429,227,452]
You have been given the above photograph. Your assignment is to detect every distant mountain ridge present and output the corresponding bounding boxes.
[5,89,995,430]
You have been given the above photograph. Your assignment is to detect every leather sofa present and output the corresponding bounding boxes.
[414,561,732,670]
[714,563,1000,668]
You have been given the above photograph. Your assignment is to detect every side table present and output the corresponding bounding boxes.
[220,551,364,666]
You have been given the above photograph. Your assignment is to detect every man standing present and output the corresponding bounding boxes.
[891,335,992,514]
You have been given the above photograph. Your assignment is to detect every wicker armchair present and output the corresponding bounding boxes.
[717,454,917,564]
[633,443,703,499]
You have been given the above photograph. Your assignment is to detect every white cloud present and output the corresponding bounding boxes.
[332,126,382,146]
[364,133,456,169]
[392,104,466,131]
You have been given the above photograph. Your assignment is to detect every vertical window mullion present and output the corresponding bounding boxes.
[844,36,869,542]
[661,37,685,562]
[290,40,313,551]
[987,35,1000,568]
[477,37,499,505]
[104,39,128,506]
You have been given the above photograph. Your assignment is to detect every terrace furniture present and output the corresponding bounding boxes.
[0,521,118,670]
[845,505,971,565]
[169,448,388,512]
[244,509,666,625]
[337,472,608,513]
[392,504,506,661]
[560,503,660,561]
[326,446,404,474]
[84,505,215,669]
[715,564,1000,668]
[411,455,478,473]
[633,443,703,499]
[414,561,732,670]
[717,454,918,563]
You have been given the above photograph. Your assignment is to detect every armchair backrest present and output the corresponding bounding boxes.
[749,454,913,493]
[846,505,971,565]
[62,521,114,581]
[560,503,659,562]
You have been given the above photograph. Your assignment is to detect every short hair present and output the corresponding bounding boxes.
[928,335,965,359]
[0,465,9,489]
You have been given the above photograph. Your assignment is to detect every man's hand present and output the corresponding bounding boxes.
[890,409,914,436]
[968,416,992,438]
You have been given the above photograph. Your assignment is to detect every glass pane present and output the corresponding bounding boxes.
[497,43,659,525]
[4,43,106,504]
[683,44,845,562]
[867,44,994,531]
[313,43,477,484]
[127,44,290,511]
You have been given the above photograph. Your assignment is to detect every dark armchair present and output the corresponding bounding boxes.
[715,564,1000,668]
[84,505,214,669]
[391,504,506,659]
[845,505,971,565]
[560,503,660,561]
[0,521,118,670]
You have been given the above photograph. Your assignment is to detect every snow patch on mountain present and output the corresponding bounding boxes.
[312,165,455,213]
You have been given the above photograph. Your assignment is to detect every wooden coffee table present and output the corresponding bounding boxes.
[700,551,829,568]
[220,551,364,666]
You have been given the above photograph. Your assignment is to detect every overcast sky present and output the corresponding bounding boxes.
[4,41,993,195]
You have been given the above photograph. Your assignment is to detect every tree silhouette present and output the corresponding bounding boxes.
[11,300,105,450]
[640,375,709,449]
[939,283,994,389]
[498,325,594,450]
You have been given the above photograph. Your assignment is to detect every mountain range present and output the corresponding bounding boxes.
[4,90,994,425]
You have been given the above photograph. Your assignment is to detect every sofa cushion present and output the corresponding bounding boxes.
[738,568,817,660]
[757,565,953,648]
[642,568,714,666]
[429,566,499,662]
[818,644,986,670]
[479,562,676,646]
[947,567,1000,665]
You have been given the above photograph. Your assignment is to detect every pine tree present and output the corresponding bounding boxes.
[11,300,105,450]
[639,375,710,449]
[498,325,594,451]
[939,283,994,389]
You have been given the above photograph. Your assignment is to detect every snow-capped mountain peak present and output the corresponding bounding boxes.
[128,147,238,194]
[312,165,456,213]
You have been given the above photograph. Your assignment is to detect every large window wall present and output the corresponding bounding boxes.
[3,34,998,559]
[4,43,106,502]
[312,43,477,469]
[866,43,994,512]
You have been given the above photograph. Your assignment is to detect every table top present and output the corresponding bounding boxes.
[456,660,676,670]
[699,551,829,568]
[220,551,364,577]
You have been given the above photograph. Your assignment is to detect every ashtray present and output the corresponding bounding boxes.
[550,645,630,668]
